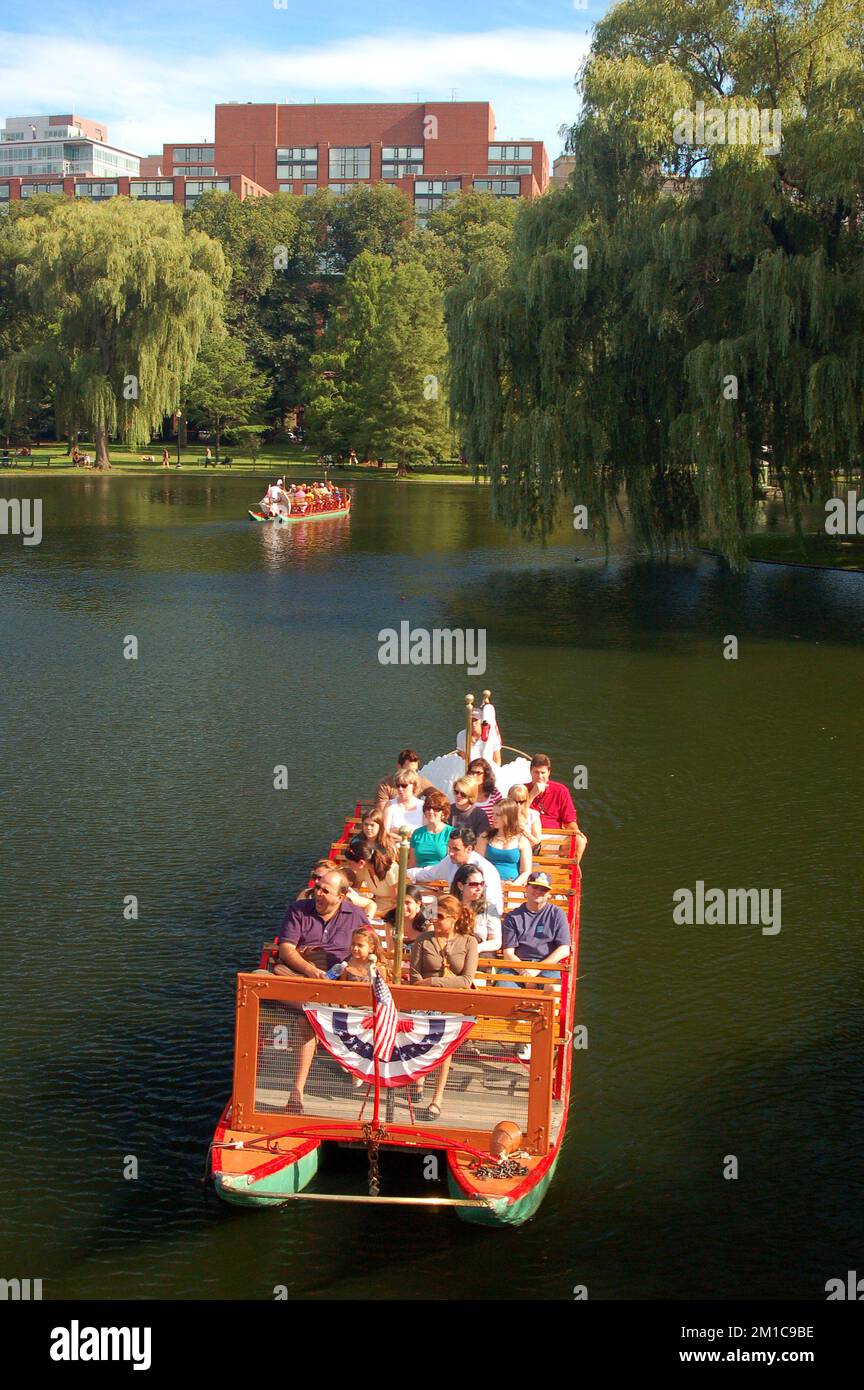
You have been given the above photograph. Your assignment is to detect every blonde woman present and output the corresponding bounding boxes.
[509,783,543,847]
[477,799,533,884]
[449,775,490,838]
[382,770,425,836]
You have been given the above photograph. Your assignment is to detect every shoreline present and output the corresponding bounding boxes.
[0,462,482,485]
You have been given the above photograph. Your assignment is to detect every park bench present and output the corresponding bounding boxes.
[1,454,55,467]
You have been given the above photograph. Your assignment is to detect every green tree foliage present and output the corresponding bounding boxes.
[187,191,320,426]
[397,189,519,290]
[303,250,452,466]
[303,183,414,271]
[0,198,62,439]
[188,184,414,430]
[182,333,270,460]
[1,199,227,464]
[447,0,864,563]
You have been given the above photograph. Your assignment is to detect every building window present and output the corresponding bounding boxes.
[184,179,230,206]
[303,183,318,195]
[328,147,370,179]
[381,145,423,177]
[414,179,461,215]
[276,147,318,180]
[488,144,533,161]
[130,180,175,199]
[21,182,64,197]
[486,164,532,176]
[0,184,9,198]
[473,179,521,197]
[173,147,214,164]
[74,181,119,199]
[173,165,215,176]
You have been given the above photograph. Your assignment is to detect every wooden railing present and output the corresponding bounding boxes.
[231,971,557,1154]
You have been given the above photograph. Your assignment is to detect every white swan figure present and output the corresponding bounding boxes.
[419,753,532,802]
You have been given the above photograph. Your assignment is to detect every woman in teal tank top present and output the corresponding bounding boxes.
[409,790,453,869]
[477,799,533,883]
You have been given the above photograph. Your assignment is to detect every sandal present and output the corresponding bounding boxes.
[285,1092,305,1115]
[424,1103,441,1120]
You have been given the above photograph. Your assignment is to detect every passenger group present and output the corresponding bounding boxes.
[258,477,347,519]
[266,739,586,1118]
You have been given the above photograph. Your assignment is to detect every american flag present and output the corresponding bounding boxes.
[372,969,398,1061]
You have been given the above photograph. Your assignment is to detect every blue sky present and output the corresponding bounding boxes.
[0,1,610,161]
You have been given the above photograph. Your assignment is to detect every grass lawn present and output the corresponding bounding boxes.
[0,440,481,483]
[742,532,864,572]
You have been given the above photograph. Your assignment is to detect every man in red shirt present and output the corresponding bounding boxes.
[525,754,588,863]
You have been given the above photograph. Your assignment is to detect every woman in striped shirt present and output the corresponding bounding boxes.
[467,758,503,817]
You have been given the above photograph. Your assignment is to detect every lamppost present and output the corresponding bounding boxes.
[176,412,183,468]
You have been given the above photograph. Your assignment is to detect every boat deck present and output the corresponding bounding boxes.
[256,1019,565,1140]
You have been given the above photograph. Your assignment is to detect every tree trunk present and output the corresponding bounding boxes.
[95,424,111,469]
[215,424,221,464]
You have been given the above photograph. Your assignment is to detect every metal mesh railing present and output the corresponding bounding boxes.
[255,997,530,1131]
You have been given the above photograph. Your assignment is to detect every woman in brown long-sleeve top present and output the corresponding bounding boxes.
[409,895,477,1120]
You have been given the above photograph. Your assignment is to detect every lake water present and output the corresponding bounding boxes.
[1,473,862,1300]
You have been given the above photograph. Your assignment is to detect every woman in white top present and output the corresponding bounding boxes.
[382,769,425,837]
[452,863,502,953]
[509,782,543,846]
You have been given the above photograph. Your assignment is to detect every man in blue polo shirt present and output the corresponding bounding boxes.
[274,870,369,1113]
[498,872,571,1058]
[276,870,369,979]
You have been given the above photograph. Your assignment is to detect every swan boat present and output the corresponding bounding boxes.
[210,702,582,1226]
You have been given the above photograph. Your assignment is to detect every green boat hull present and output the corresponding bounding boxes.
[449,1150,562,1228]
[214,1146,321,1208]
[274,507,350,524]
[249,507,351,524]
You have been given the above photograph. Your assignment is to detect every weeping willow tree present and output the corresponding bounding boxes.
[447,0,864,563]
[1,199,228,465]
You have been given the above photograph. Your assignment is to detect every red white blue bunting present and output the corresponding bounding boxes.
[302,1004,475,1087]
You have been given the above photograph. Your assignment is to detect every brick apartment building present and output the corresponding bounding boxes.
[208,101,547,215]
[1,103,549,216]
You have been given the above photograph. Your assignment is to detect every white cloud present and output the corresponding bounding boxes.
[0,27,589,159]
